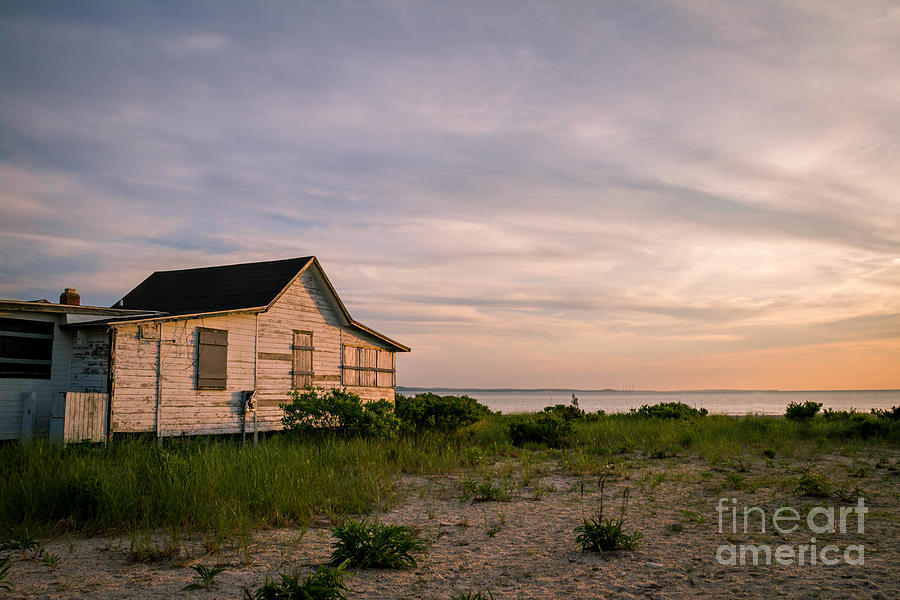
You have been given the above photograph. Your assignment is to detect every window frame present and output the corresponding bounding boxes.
[197,327,228,390]
[0,317,54,379]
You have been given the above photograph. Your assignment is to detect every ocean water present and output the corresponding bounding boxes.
[397,388,900,416]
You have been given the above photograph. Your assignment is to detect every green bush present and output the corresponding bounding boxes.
[281,388,399,438]
[247,562,350,600]
[785,401,822,420]
[629,402,708,419]
[508,413,572,448]
[542,394,598,422]
[793,471,832,497]
[394,393,492,433]
[329,519,425,570]
[871,406,900,421]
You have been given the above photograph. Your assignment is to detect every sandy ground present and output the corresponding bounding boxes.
[4,448,898,600]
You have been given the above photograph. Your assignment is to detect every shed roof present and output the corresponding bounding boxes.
[116,256,315,314]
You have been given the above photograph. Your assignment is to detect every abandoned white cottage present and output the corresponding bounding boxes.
[0,256,410,441]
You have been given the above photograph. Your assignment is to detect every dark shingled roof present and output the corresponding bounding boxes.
[116,257,314,314]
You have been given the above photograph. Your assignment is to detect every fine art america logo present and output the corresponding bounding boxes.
[715,497,867,566]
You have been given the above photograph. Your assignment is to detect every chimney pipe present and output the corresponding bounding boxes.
[60,288,81,306]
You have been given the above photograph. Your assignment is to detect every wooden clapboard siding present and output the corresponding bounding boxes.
[69,329,109,392]
[257,267,344,409]
[110,313,256,435]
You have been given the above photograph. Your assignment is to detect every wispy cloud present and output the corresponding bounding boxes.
[1,1,898,389]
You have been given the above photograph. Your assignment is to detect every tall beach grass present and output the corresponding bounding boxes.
[1,407,896,538]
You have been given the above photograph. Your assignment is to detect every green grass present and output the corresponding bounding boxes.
[1,410,896,538]
[0,433,471,537]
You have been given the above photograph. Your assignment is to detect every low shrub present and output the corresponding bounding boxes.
[542,394,587,422]
[785,401,822,420]
[793,471,832,498]
[394,393,492,433]
[281,388,399,438]
[329,519,425,570]
[246,562,350,600]
[871,405,900,421]
[629,402,708,419]
[508,413,572,448]
[819,409,897,439]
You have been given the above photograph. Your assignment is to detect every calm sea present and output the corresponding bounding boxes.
[397,388,900,416]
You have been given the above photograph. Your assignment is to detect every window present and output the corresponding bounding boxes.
[197,327,227,389]
[341,344,395,388]
[0,317,53,379]
[292,331,314,389]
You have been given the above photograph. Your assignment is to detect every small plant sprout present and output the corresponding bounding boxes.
[10,529,40,560]
[41,553,61,569]
[574,476,643,553]
[184,564,226,591]
[460,476,510,503]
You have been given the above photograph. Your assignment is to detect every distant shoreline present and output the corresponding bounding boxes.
[398,387,900,394]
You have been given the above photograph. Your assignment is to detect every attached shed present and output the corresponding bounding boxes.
[1,257,410,440]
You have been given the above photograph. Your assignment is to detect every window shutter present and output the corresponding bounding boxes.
[342,344,358,386]
[292,331,314,389]
[198,328,227,389]
[340,344,395,388]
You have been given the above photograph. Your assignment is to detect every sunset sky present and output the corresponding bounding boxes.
[1,1,899,390]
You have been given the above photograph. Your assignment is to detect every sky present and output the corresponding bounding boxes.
[1,1,899,390]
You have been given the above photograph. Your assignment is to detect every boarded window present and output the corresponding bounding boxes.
[0,317,53,379]
[292,331,314,389]
[341,344,395,388]
[197,327,227,389]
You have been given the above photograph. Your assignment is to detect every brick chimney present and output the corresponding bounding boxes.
[59,288,81,306]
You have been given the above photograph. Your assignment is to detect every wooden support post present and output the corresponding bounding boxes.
[20,392,36,444]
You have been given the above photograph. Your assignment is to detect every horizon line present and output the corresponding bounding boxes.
[397,386,900,394]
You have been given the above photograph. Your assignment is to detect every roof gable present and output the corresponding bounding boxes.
[109,256,409,352]
[116,257,314,314]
